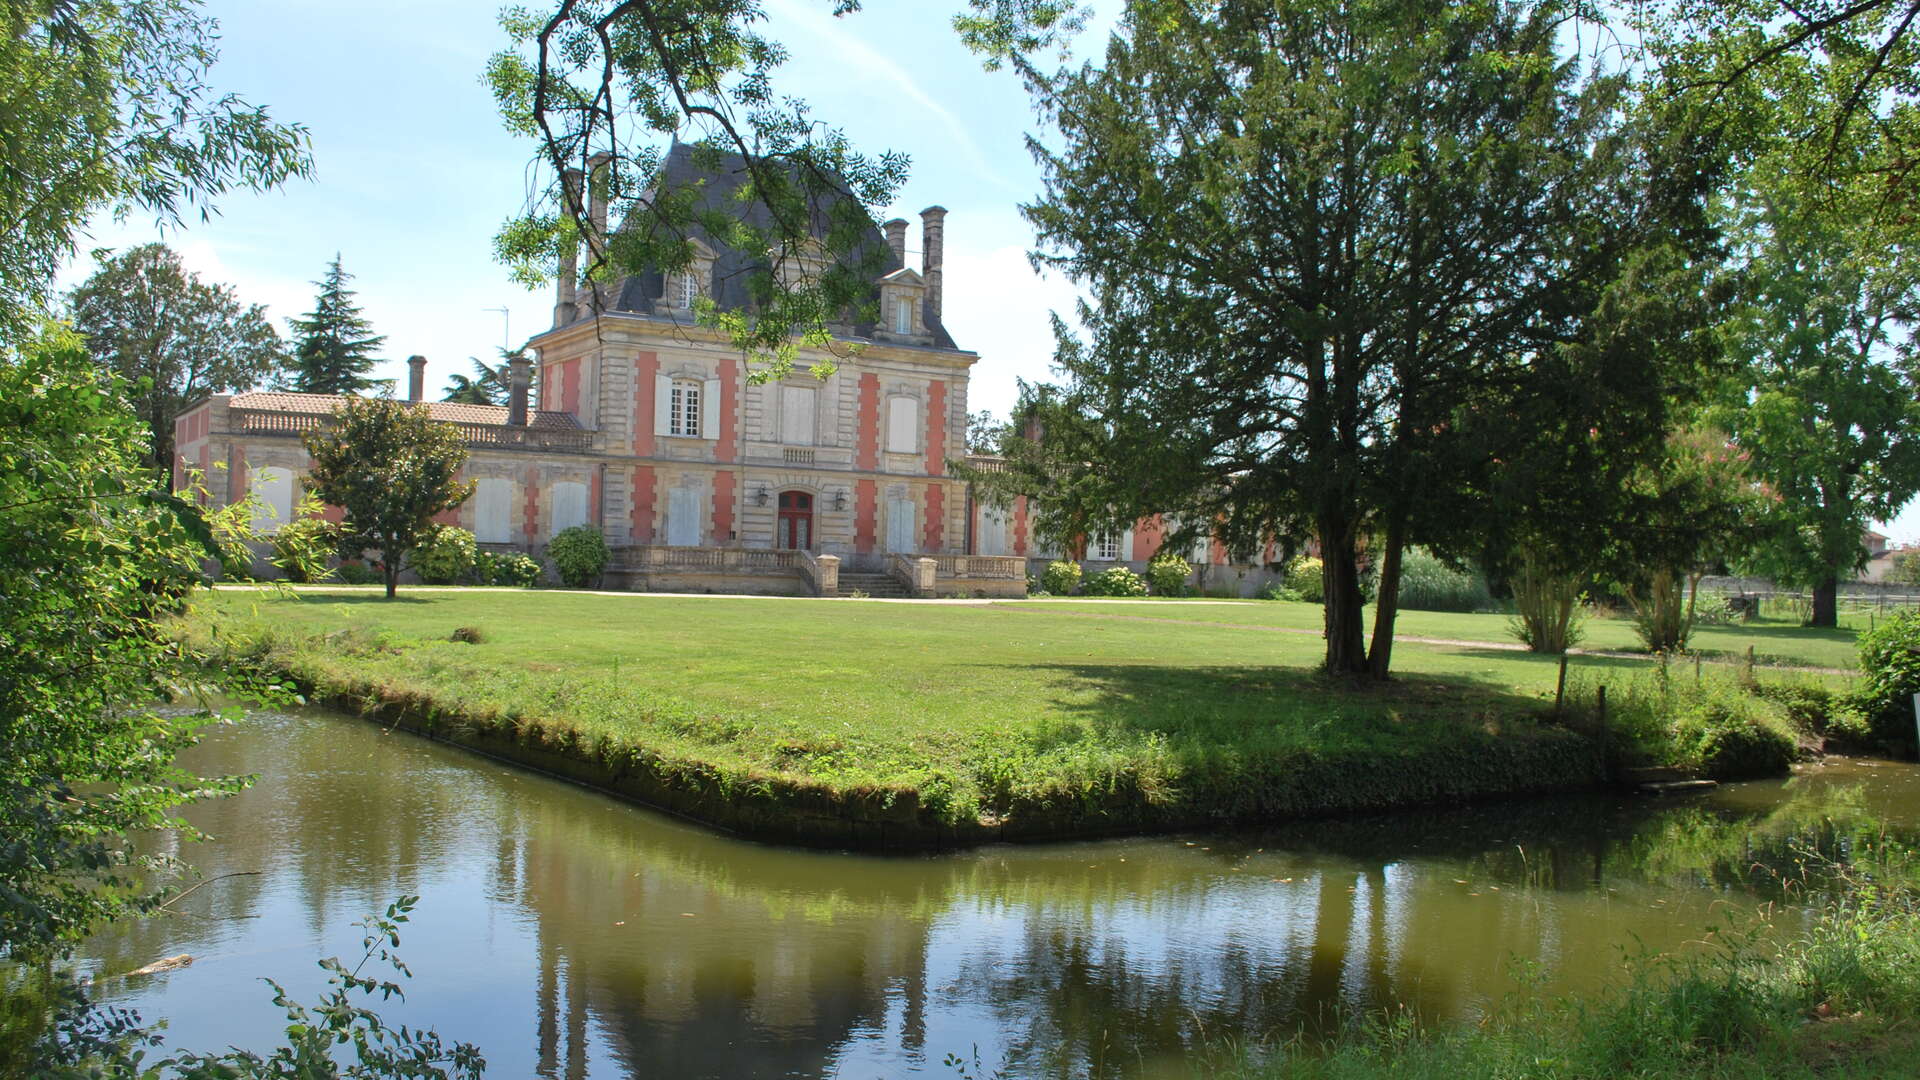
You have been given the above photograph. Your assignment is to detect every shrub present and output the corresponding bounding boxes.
[1083,565,1148,597]
[1257,581,1304,602]
[1627,569,1699,653]
[1146,552,1191,596]
[450,626,484,644]
[475,550,543,588]
[1671,694,1797,780]
[410,525,477,585]
[1395,547,1493,612]
[268,515,338,583]
[1853,609,1920,753]
[336,561,382,585]
[548,525,608,588]
[1025,574,1047,597]
[1585,672,1796,779]
[1285,555,1323,602]
[1507,554,1585,654]
[1041,560,1082,596]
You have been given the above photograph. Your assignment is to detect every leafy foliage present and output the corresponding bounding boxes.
[548,524,608,588]
[1082,565,1147,597]
[1854,609,1920,754]
[485,0,910,378]
[411,525,479,585]
[301,397,475,598]
[1145,552,1190,596]
[1506,552,1585,654]
[161,896,486,1079]
[66,243,286,477]
[477,549,544,588]
[1395,548,1492,613]
[283,255,388,395]
[1892,549,1920,587]
[266,502,339,583]
[0,0,310,336]
[0,327,260,961]
[979,0,1721,678]
[1710,96,1920,625]
[1040,559,1081,596]
[1285,557,1324,604]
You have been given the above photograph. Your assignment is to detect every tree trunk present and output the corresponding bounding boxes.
[384,556,399,600]
[1320,513,1369,675]
[1809,575,1838,627]
[1366,517,1406,680]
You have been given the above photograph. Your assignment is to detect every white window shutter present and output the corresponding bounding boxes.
[654,373,672,437]
[701,377,720,439]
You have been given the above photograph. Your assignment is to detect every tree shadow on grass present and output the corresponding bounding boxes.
[272,590,434,605]
[1437,646,1653,679]
[1002,662,1563,753]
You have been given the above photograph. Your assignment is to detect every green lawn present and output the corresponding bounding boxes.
[189,589,1640,835]
[1022,598,1866,671]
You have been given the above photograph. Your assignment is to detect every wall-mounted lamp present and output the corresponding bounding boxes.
[753,485,770,507]
[832,489,848,512]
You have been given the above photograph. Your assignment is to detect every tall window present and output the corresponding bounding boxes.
[678,270,698,309]
[886,396,917,454]
[894,297,912,334]
[474,477,513,543]
[670,380,701,437]
[1091,531,1121,561]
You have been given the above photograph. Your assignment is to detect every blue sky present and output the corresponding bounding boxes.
[62,0,1918,543]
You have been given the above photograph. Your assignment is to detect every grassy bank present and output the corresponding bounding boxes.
[1213,841,1920,1079]
[187,589,1612,847]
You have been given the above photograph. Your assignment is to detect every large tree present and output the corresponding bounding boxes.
[1709,61,1920,627]
[67,243,286,479]
[0,0,309,335]
[283,255,387,395]
[980,0,1720,678]
[302,397,475,599]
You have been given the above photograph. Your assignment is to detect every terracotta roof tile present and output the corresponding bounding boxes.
[227,391,582,431]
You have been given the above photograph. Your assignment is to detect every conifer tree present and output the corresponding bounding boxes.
[283,255,386,395]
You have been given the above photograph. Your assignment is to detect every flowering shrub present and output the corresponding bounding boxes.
[1083,566,1148,597]
[548,525,608,588]
[1041,560,1082,596]
[410,525,477,585]
[1146,552,1191,596]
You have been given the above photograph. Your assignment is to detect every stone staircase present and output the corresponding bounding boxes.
[837,571,915,599]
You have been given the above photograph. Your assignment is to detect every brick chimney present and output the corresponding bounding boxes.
[553,166,584,328]
[919,205,946,325]
[506,354,533,427]
[407,355,426,402]
[582,152,613,316]
[883,218,908,268]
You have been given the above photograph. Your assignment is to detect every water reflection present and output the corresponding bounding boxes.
[84,711,1920,1079]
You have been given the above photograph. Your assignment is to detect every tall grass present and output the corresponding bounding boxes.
[1507,553,1584,653]
[1395,548,1493,613]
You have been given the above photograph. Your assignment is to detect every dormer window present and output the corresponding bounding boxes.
[677,270,698,309]
[894,298,912,335]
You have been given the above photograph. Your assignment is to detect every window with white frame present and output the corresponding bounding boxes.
[1091,530,1121,561]
[781,384,816,446]
[551,480,589,533]
[249,466,294,534]
[886,395,917,454]
[474,477,513,543]
[677,270,698,309]
[894,297,912,334]
[670,380,701,437]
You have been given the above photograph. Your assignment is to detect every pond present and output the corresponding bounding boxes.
[83,708,1920,1079]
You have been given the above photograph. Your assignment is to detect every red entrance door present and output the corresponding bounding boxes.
[777,490,813,549]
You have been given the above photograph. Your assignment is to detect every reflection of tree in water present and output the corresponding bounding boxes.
[85,711,1920,1078]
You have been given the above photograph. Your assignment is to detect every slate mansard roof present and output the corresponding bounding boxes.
[573,142,960,351]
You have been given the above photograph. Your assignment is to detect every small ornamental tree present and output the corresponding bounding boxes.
[302,397,474,598]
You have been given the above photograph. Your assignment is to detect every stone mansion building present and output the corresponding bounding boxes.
[173,146,1281,598]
